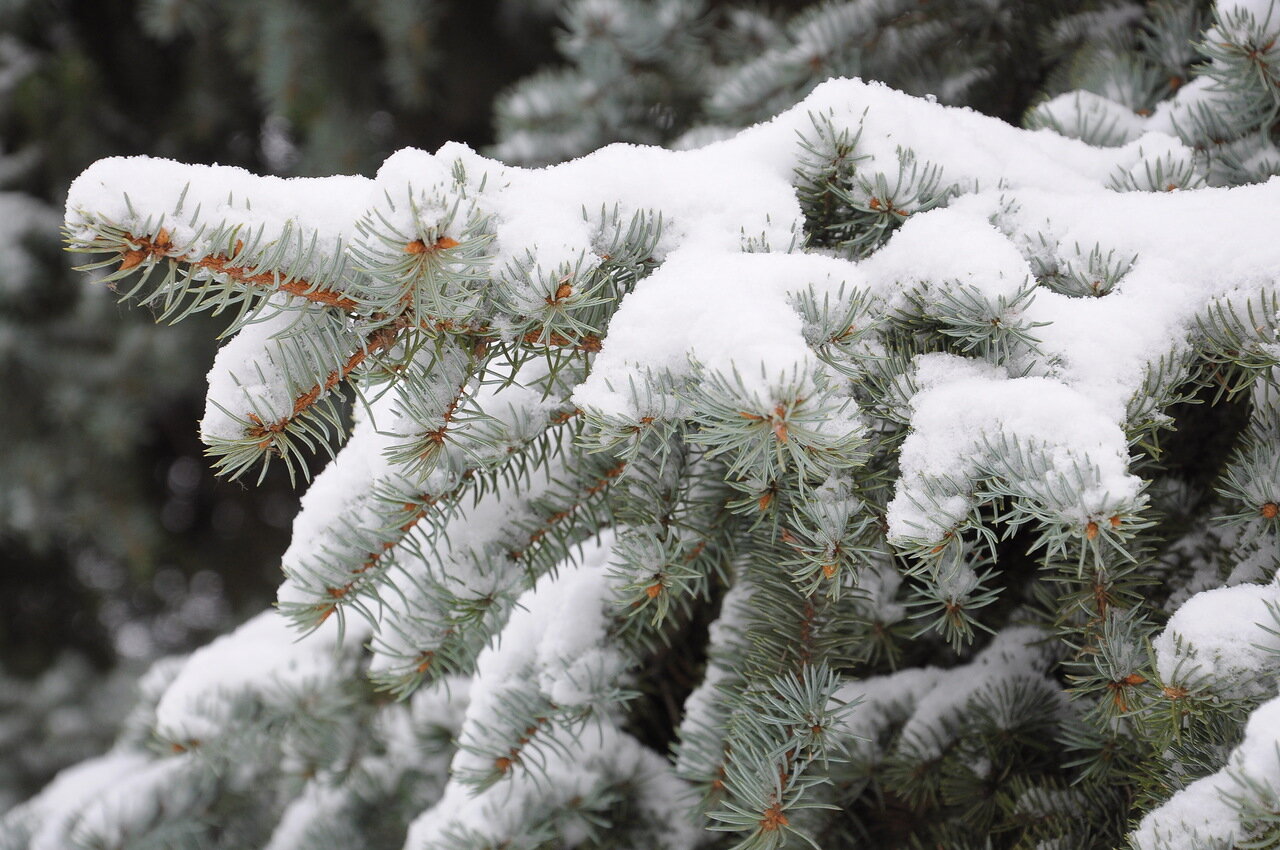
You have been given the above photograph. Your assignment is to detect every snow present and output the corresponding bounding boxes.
[404,533,697,849]
[1218,0,1278,22]
[449,532,626,782]
[264,678,468,850]
[1152,581,1280,698]
[886,357,1141,543]
[65,156,371,271]
[894,626,1061,759]
[1077,0,1279,142]
[275,404,401,607]
[1146,78,1224,139]
[365,450,570,682]
[363,143,506,254]
[673,578,753,783]
[406,675,473,739]
[266,782,351,850]
[4,749,151,850]
[67,80,1207,434]
[1130,695,1280,849]
[870,174,1280,544]
[863,208,1035,308]
[755,79,1174,190]
[405,723,696,849]
[487,138,799,271]
[153,608,368,746]
[997,180,1280,411]
[201,296,331,443]
[0,193,59,295]
[277,351,571,626]
[833,666,942,760]
[575,250,861,418]
[1030,90,1148,145]
[68,755,211,849]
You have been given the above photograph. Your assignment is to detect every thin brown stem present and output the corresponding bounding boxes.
[118,230,359,311]
[244,322,402,443]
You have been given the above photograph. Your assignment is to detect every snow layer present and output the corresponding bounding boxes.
[834,666,942,761]
[201,296,348,442]
[406,532,697,849]
[886,356,1139,542]
[577,250,862,417]
[876,176,1280,543]
[366,453,566,680]
[1131,695,1280,849]
[725,79,1164,193]
[450,532,626,779]
[276,350,568,622]
[65,156,370,271]
[894,626,1061,759]
[2,749,151,850]
[0,192,60,294]
[1152,581,1280,698]
[153,608,368,746]
[405,723,696,849]
[1053,0,1278,146]
[1219,0,1278,22]
[68,755,212,849]
[1031,90,1149,145]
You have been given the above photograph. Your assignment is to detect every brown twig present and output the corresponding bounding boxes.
[245,322,402,444]
[508,458,626,562]
[118,230,359,311]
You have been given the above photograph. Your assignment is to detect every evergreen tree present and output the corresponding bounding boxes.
[7,1,1280,849]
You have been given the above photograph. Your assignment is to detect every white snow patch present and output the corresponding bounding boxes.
[1152,581,1280,697]
[1130,695,1280,849]
[153,609,368,745]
